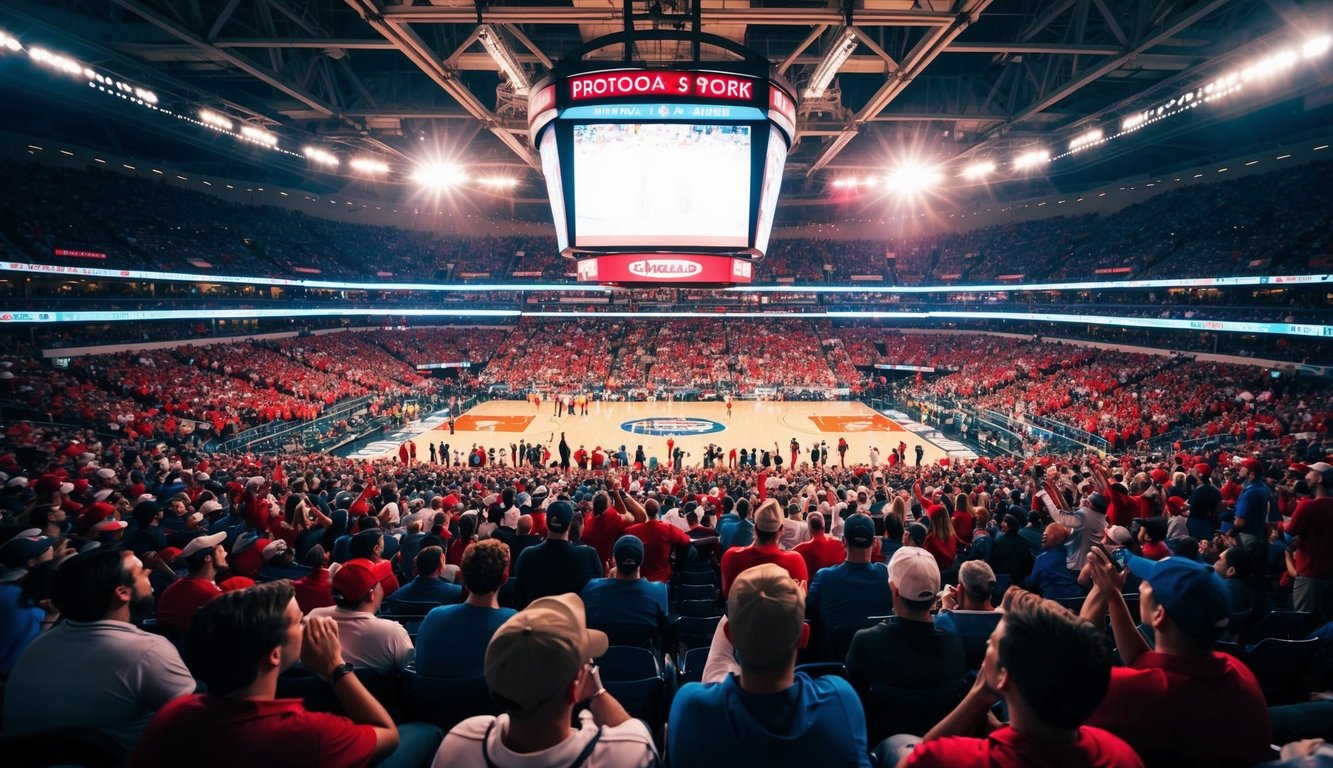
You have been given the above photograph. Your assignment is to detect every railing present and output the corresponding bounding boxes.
[220,394,374,453]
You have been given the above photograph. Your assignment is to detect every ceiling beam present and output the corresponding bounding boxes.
[215,38,398,49]
[108,0,346,120]
[961,0,1232,157]
[378,7,958,26]
[806,0,998,177]
[343,0,540,170]
[944,42,1120,55]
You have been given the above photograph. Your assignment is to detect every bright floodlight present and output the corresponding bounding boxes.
[1304,35,1331,58]
[1013,149,1050,170]
[477,176,518,189]
[350,157,390,175]
[961,161,995,180]
[805,28,858,99]
[239,125,278,147]
[29,47,82,76]
[1069,128,1103,152]
[411,162,467,189]
[199,109,234,131]
[303,146,340,168]
[0,31,21,52]
[885,163,942,194]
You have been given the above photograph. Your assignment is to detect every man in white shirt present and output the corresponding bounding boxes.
[307,558,413,673]
[432,593,658,768]
[4,548,196,749]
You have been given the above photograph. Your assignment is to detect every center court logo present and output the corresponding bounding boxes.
[621,417,725,437]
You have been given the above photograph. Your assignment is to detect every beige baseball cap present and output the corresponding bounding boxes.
[889,546,941,601]
[485,594,607,713]
[727,564,805,667]
[754,499,783,533]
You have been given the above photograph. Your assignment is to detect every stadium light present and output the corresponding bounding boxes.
[476,25,530,97]
[885,163,943,194]
[239,124,278,148]
[1304,35,1331,58]
[477,176,518,189]
[303,146,340,168]
[1068,128,1103,152]
[804,28,858,99]
[0,31,21,52]
[350,157,390,175]
[28,47,82,77]
[411,162,468,189]
[1013,149,1050,171]
[199,109,234,131]
[961,161,995,180]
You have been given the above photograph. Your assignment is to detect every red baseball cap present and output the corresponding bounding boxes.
[331,558,393,602]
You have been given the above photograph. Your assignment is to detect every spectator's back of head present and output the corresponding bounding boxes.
[188,581,297,697]
[461,539,510,595]
[727,564,807,672]
[415,545,444,577]
[51,548,132,622]
[995,589,1111,729]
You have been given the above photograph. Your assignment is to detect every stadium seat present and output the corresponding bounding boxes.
[677,646,711,685]
[863,679,971,744]
[399,666,499,729]
[596,622,663,654]
[671,583,719,603]
[0,726,128,768]
[383,599,446,616]
[795,662,846,679]
[676,599,721,618]
[942,611,1003,670]
[1245,611,1315,644]
[1240,638,1321,705]
[1052,595,1086,614]
[597,645,661,681]
[671,614,723,657]
[819,616,885,663]
[277,667,401,717]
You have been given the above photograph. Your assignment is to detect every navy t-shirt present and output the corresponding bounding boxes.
[580,578,668,633]
[669,672,872,767]
[414,603,516,678]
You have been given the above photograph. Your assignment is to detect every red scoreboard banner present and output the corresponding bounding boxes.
[576,254,754,285]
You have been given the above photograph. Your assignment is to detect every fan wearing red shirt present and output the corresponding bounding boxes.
[624,498,694,583]
[582,484,648,569]
[130,582,415,768]
[155,531,227,634]
[794,511,845,576]
[721,499,809,597]
[898,589,1141,768]
[1284,463,1333,617]
[1079,548,1271,766]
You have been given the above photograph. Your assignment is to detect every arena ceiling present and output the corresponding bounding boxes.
[1,0,1329,207]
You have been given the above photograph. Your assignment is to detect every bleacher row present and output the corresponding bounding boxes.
[2,157,1330,285]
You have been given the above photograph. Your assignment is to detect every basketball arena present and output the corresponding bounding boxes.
[0,2,1331,767]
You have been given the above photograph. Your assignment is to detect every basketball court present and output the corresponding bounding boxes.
[382,399,950,469]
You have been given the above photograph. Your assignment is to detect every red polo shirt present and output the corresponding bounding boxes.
[582,511,628,566]
[624,519,692,583]
[130,695,376,768]
[720,541,809,597]
[1086,651,1270,766]
[794,534,845,577]
[906,725,1142,768]
[1285,496,1333,579]
[155,576,222,633]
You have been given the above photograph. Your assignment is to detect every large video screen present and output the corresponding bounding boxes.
[539,130,569,251]
[572,123,752,248]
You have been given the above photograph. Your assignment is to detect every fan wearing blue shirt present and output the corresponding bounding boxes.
[669,564,872,767]
[414,539,515,679]
[807,515,891,654]
[385,546,463,612]
[580,535,668,641]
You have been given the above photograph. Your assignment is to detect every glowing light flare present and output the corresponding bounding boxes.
[1069,128,1104,151]
[350,157,391,175]
[410,162,467,188]
[0,31,21,52]
[1304,35,1331,58]
[199,109,234,131]
[303,146,340,168]
[884,164,942,194]
[961,161,995,180]
[29,47,82,76]
[239,125,278,147]
[477,176,518,189]
[1013,150,1050,171]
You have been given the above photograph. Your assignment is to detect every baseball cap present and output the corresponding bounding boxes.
[1149,468,1170,485]
[613,535,644,570]
[888,546,940,601]
[843,515,876,548]
[262,540,289,559]
[1,533,55,566]
[179,531,226,559]
[754,500,782,533]
[1126,554,1229,640]
[486,594,607,713]
[727,564,805,668]
[1193,463,1212,477]
[331,558,393,603]
[1105,525,1133,545]
[545,500,575,533]
[91,519,128,534]
[1240,457,1264,476]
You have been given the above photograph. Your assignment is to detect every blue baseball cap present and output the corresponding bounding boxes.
[545,500,575,533]
[1126,553,1229,639]
[843,515,876,548]
[613,534,644,569]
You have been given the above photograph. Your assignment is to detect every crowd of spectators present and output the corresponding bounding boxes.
[4,157,1328,286]
[0,399,1330,766]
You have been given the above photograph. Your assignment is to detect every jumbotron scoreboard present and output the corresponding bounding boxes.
[528,35,797,287]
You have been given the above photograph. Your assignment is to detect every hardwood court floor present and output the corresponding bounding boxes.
[401,399,948,470]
